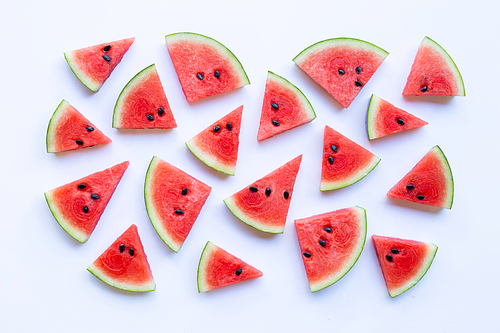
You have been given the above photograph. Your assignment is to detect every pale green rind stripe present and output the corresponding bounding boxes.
[431,145,454,209]
[366,94,382,140]
[44,191,88,243]
[224,196,284,234]
[46,100,69,153]
[320,155,381,191]
[88,264,156,292]
[185,139,235,176]
[197,241,217,292]
[64,52,101,92]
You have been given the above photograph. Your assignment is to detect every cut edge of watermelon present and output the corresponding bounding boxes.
[185,139,236,176]
[320,155,381,191]
[87,262,156,292]
[197,241,217,292]
[64,52,101,92]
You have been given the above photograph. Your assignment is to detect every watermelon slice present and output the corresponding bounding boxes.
[372,235,438,297]
[257,71,316,141]
[403,36,465,96]
[224,155,302,233]
[366,95,428,140]
[293,38,388,108]
[88,224,155,292]
[186,106,242,175]
[197,241,263,292]
[165,32,250,102]
[321,125,380,191]
[46,100,112,153]
[44,161,129,243]
[112,64,177,129]
[144,156,211,252]
[64,38,134,92]
[387,145,454,209]
[295,206,367,292]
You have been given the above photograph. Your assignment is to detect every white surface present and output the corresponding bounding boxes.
[1,0,498,332]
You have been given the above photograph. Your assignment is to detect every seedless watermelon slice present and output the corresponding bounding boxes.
[64,38,134,92]
[224,155,302,233]
[321,125,380,191]
[295,206,367,292]
[88,224,155,292]
[44,161,129,243]
[144,157,211,252]
[366,95,428,140]
[257,71,316,141]
[403,36,465,96]
[186,106,242,175]
[166,32,250,102]
[197,241,263,292]
[294,38,388,108]
[46,100,112,153]
[387,145,454,209]
[372,235,437,297]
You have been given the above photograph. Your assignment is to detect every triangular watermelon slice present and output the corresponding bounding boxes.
[372,235,438,297]
[366,95,428,140]
[295,206,367,292]
[197,241,263,292]
[321,126,380,191]
[257,71,316,141]
[165,32,250,102]
[387,145,454,209]
[44,161,129,243]
[293,38,388,108]
[112,64,177,129]
[403,36,465,96]
[224,155,302,233]
[88,224,155,292]
[144,156,211,252]
[64,37,135,92]
[186,106,242,175]
[46,100,112,153]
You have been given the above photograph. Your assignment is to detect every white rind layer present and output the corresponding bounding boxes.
[320,155,381,191]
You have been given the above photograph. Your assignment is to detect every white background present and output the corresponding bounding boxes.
[1,0,498,332]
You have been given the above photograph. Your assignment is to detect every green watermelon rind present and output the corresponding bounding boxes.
[165,32,250,87]
[197,241,217,292]
[87,262,156,293]
[185,139,236,176]
[46,100,69,153]
[64,52,102,92]
[297,206,367,292]
[320,155,381,191]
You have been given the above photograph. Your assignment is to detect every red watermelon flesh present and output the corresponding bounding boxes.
[44,161,129,243]
[144,156,211,252]
[166,32,250,102]
[88,224,155,292]
[403,37,465,96]
[293,38,388,108]
[257,71,316,141]
[387,145,454,209]
[186,106,242,175]
[197,241,263,292]
[224,155,302,233]
[366,95,428,140]
[295,206,367,292]
[112,64,176,129]
[46,100,112,153]
[321,125,380,191]
[64,38,135,92]
[372,235,437,297]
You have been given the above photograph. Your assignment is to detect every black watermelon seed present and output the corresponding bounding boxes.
[355,81,363,87]
[319,240,326,247]
[386,255,393,262]
[214,70,220,79]
[129,248,134,256]
[271,102,279,110]
[303,252,311,258]
[331,144,338,153]
[272,120,280,126]
[417,195,425,200]
[103,55,111,62]
[265,188,271,197]
[338,69,345,75]
[197,73,203,80]
[78,184,86,189]
[214,125,221,133]
[91,194,99,200]
[146,114,154,121]
[76,139,83,146]
[226,122,232,131]
[182,188,188,195]
[406,184,415,190]
[328,156,334,165]
[119,244,125,253]
[421,86,428,92]
[391,248,399,254]
[175,209,184,215]
[250,186,258,192]
[82,206,89,213]
[283,191,289,199]
[356,66,361,74]
[397,118,405,125]
[324,227,332,233]
[235,268,242,276]
[158,107,164,116]
[103,45,111,52]
[86,126,94,132]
